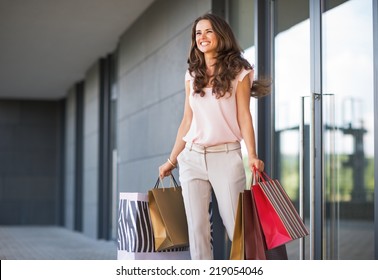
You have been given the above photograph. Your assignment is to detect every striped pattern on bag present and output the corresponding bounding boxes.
[258,180,309,240]
[117,193,189,253]
[118,195,154,252]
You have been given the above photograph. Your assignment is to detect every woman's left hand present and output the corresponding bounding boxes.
[249,156,264,172]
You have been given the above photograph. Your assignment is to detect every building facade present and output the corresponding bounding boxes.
[0,0,377,260]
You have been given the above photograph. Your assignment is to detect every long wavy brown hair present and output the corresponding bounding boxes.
[188,13,271,98]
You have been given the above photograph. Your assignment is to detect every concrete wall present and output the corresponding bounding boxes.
[60,0,212,239]
[82,62,101,238]
[64,87,76,230]
[117,0,211,193]
[0,100,62,225]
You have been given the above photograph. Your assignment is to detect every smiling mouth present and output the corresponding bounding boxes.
[200,42,210,46]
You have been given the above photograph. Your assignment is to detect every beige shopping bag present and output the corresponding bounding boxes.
[148,175,189,251]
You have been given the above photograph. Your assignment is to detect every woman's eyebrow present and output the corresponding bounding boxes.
[196,28,213,32]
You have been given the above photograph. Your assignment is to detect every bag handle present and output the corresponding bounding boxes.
[154,174,179,189]
[252,166,272,184]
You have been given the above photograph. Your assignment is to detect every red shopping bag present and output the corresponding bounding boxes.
[251,168,309,250]
[230,190,288,260]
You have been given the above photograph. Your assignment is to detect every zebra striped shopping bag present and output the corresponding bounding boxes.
[117,192,190,260]
[251,169,309,250]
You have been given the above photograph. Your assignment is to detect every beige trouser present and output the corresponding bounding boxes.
[177,142,246,260]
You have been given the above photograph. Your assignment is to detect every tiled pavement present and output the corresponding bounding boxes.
[0,226,117,260]
[0,220,374,260]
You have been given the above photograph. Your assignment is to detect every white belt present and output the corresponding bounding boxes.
[185,142,241,154]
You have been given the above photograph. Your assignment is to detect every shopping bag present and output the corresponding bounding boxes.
[230,191,288,260]
[117,192,190,260]
[243,190,268,260]
[229,192,244,260]
[148,175,189,251]
[251,168,309,250]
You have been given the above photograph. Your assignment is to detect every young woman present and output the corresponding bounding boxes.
[159,13,269,260]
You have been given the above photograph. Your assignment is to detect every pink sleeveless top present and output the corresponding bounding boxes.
[183,68,253,146]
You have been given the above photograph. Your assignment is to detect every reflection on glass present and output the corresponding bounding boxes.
[323,0,374,260]
[274,0,374,260]
[274,0,310,260]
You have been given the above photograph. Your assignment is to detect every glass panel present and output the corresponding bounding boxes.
[229,0,255,50]
[322,0,374,259]
[273,0,310,259]
[229,0,257,187]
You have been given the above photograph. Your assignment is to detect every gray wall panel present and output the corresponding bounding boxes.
[82,62,100,238]
[82,203,98,238]
[116,0,210,194]
[64,88,76,230]
[60,0,211,238]
[0,100,61,225]
[84,135,100,171]
[82,169,99,238]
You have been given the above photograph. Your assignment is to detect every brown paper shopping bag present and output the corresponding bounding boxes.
[230,192,244,260]
[148,175,189,251]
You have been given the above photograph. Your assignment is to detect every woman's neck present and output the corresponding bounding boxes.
[204,53,216,67]
[205,60,216,77]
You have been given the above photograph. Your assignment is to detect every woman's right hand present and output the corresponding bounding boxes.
[159,160,176,178]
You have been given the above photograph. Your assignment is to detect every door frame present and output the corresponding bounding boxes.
[373,0,378,260]
[309,0,324,261]
[257,0,378,260]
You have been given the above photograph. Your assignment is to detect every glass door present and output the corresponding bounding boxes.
[322,0,374,259]
[273,0,375,259]
[273,0,311,259]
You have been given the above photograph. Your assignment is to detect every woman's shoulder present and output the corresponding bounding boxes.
[185,70,194,81]
[237,63,254,77]
[237,66,254,87]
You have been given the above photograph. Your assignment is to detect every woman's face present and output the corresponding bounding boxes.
[195,19,218,56]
